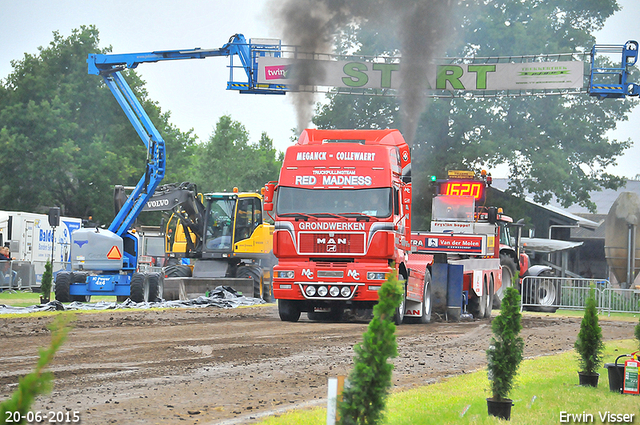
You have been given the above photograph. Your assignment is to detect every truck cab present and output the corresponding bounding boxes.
[265,129,416,322]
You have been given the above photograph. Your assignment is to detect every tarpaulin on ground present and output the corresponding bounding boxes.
[0,286,265,315]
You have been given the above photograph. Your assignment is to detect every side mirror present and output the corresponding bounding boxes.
[263,182,276,212]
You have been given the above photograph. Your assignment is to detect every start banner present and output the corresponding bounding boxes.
[257,57,584,92]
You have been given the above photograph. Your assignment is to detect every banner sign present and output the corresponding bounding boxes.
[412,233,486,255]
[257,57,584,92]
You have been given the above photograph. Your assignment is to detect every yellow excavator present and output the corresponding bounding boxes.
[143,182,275,301]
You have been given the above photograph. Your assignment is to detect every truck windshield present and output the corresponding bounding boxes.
[276,187,392,218]
[204,198,236,250]
[432,195,475,222]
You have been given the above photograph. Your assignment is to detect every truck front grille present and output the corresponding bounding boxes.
[298,233,365,255]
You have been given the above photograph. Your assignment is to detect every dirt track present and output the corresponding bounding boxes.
[0,305,635,424]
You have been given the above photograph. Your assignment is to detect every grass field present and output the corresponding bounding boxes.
[0,290,116,308]
[259,340,640,425]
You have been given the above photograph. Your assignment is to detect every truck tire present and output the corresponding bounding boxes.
[68,272,91,302]
[469,277,488,319]
[495,254,517,309]
[484,276,495,319]
[54,272,72,303]
[130,273,146,303]
[278,299,301,322]
[394,288,406,325]
[146,273,162,302]
[407,269,433,324]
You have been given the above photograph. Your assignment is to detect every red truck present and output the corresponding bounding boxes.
[263,129,516,323]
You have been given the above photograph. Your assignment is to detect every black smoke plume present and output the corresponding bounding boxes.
[269,0,455,144]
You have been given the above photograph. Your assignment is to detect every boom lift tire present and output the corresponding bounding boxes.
[130,272,147,303]
[68,272,91,302]
[54,272,72,303]
[494,253,517,309]
[146,272,162,302]
[278,299,301,322]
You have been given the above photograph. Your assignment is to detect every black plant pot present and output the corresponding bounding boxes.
[578,372,599,387]
[487,398,513,420]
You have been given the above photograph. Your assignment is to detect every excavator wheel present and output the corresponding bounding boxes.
[237,265,266,300]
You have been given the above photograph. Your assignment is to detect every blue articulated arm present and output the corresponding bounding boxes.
[88,34,287,94]
[100,70,166,237]
[589,40,640,99]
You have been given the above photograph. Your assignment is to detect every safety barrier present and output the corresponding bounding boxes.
[520,276,640,315]
[0,260,37,291]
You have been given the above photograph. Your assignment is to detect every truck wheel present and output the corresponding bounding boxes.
[394,288,406,325]
[484,276,495,319]
[469,276,490,319]
[278,299,301,322]
[130,273,146,303]
[495,254,517,309]
[54,272,72,303]
[146,273,162,302]
[417,270,433,324]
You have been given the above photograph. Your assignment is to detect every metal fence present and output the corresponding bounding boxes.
[0,261,37,291]
[520,276,640,315]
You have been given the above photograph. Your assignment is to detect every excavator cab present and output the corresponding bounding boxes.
[201,192,273,258]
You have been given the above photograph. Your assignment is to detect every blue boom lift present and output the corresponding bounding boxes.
[54,34,285,303]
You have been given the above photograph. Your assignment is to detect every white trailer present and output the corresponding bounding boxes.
[0,211,82,289]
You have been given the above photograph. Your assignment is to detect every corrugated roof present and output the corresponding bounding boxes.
[490,180,600,229]
[491,178,640,215]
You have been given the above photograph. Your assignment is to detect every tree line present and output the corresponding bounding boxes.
[0,26,283,225]
[1,0,637,229]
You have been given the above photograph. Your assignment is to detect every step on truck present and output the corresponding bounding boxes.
[264,129,517,323]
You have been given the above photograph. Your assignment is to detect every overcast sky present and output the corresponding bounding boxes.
[1,0,638,178]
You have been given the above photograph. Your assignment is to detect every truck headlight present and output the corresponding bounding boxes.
[329,286,340,297]
[367,272,387,280]
[317,286,328,297]
[276,270,295,279]
[305,285,316,297]
[340,286,351,297]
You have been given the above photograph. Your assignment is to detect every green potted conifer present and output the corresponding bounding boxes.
[486,286,524,420]
[574,286,604,387]
[40,260,52,304]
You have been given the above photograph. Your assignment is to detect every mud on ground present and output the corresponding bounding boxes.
[0,305,635,424]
